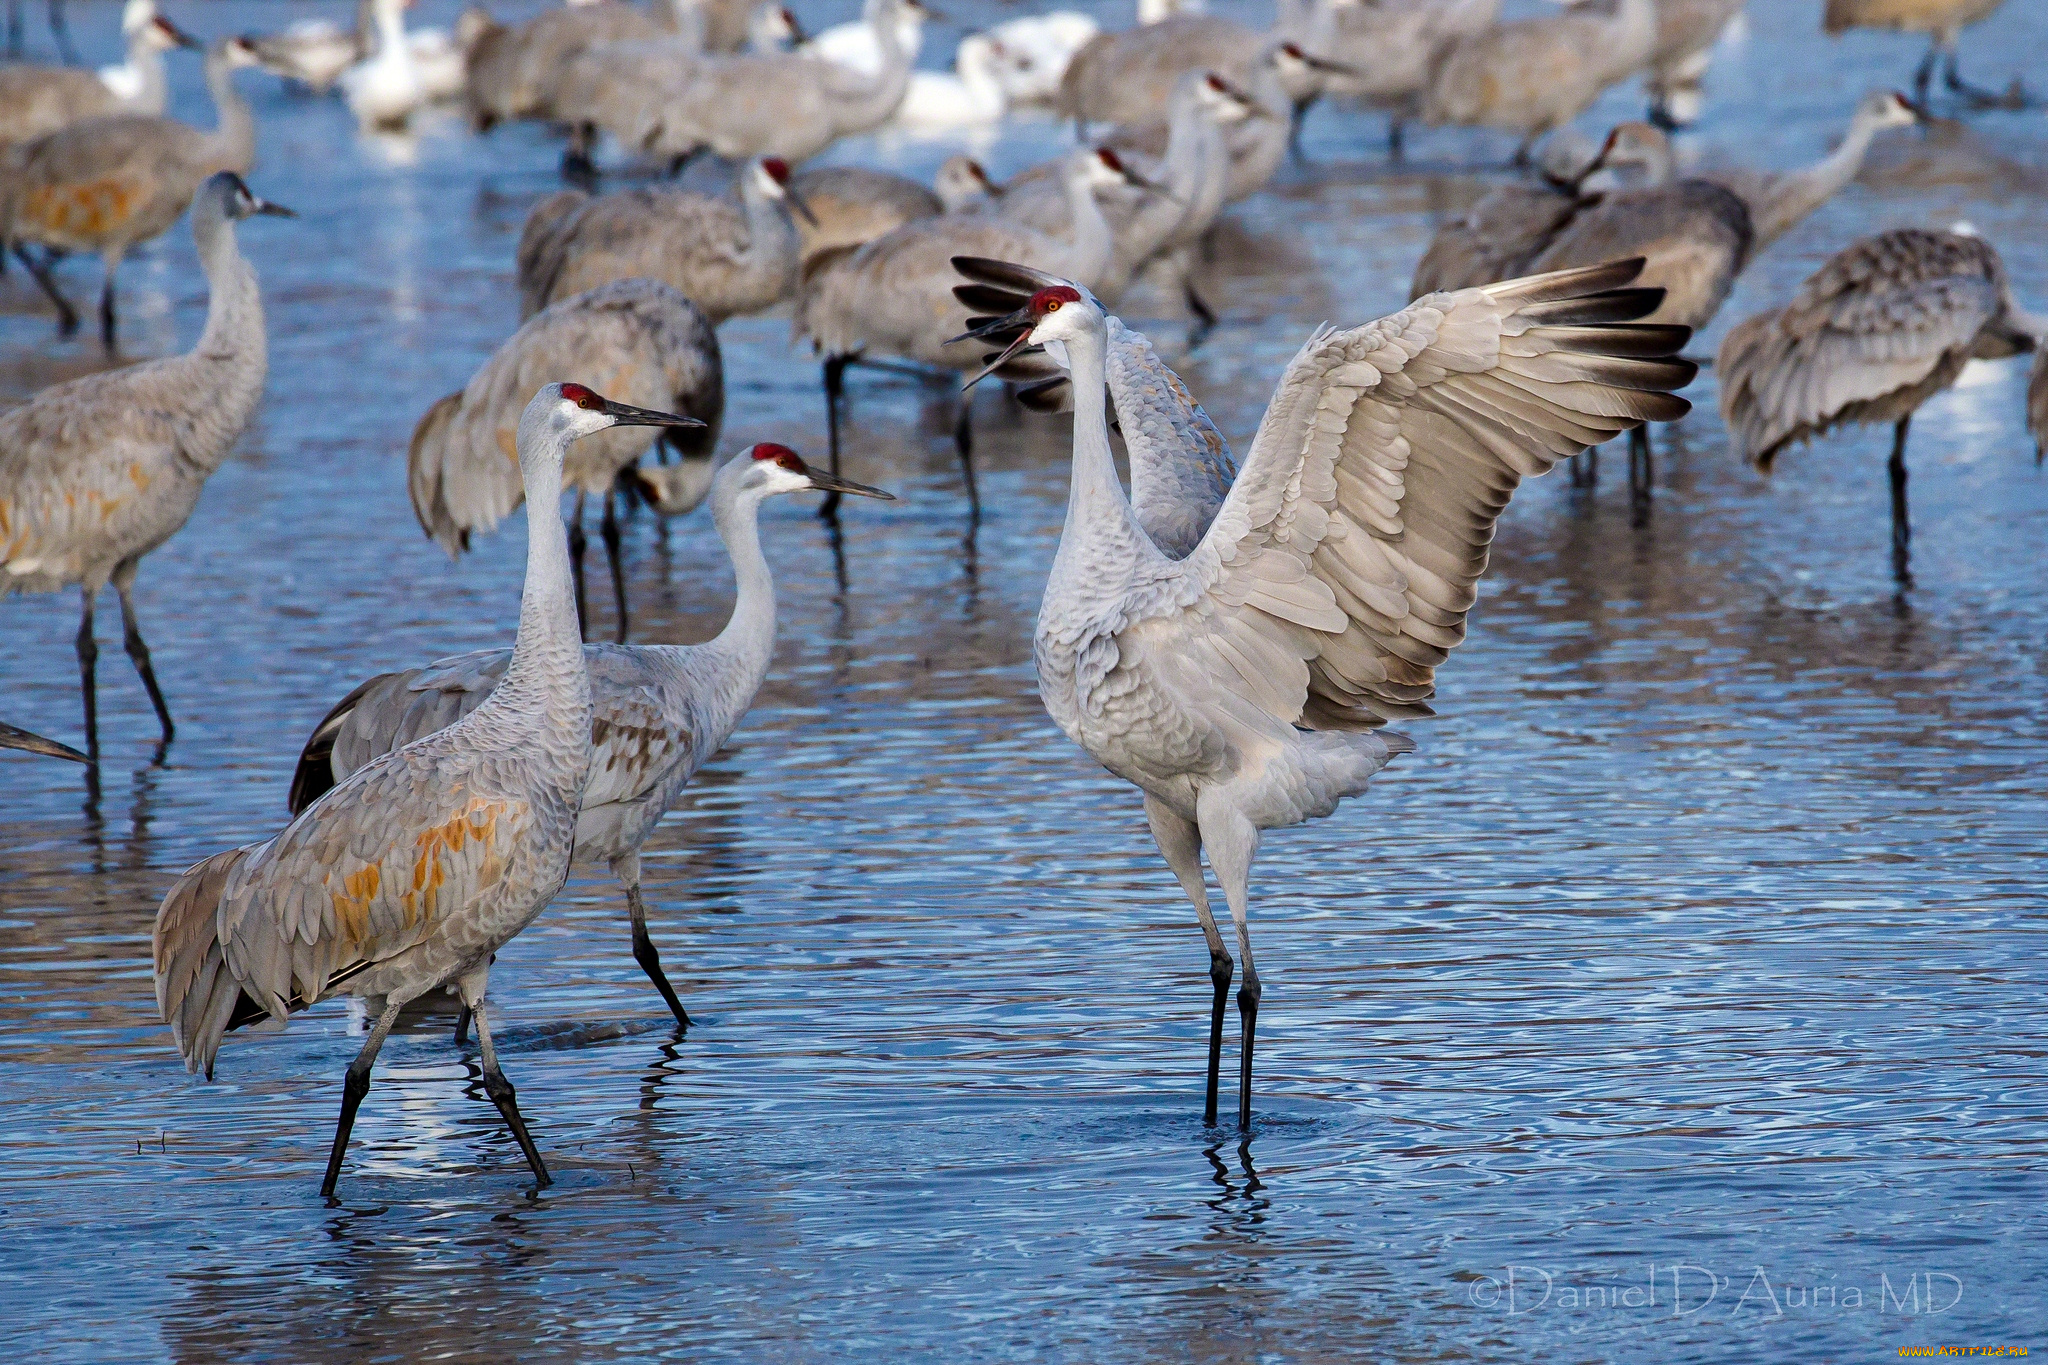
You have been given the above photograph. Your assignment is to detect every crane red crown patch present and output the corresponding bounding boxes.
[762,157,791,184]
[1030,286,1082,315]
[750,443,803,471]
[560,382,601,410]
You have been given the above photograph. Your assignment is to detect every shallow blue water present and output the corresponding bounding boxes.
[2,0,2045,1360]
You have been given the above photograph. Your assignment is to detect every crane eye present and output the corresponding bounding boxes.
[560,382,602,410]
[1044,301,1061,312]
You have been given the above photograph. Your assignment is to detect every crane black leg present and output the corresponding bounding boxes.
[5,0,20,58]
[567,491,590,641]
[470,996,551,1187]
[112,561,173,746]
[48,0,74,64]
[1629,425,1655,504]
[1940,46,2024,109]
[1387,116,1405,164]
[1145,796,1232,1128]
[1571,445,1599,487]
[617,857,689,1027]
[1237,969,1261,1132]
[819,355,847,521]
[1889,415,1912,580]
[1184,280,1217,349]
[97,267,117,355]
[953,396,981,523]
[601,488,628,643]
[17,246,77,336]
[454,1005,471,1044]
[322,999,402,1198]
[1912,45,1938,107]
[74,587,98,766]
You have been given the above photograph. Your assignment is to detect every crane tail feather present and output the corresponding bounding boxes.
[153,847,261,1079]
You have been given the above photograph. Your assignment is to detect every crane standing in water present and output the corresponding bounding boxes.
[153,383,701,1197]
[951,256,1695,1130]
[0,173,286,769]
[285,443,892,1033]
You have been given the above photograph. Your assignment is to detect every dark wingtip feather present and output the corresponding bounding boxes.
[286,673,400,815]
[1483,257,1647,307]
[1517,287,1674,328]
[950,256,1067,292]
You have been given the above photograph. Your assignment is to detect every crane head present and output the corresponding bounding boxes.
[733,444,895,502]
[754,159,818,227]
[544,383,707,444]
[950,284,1091,390]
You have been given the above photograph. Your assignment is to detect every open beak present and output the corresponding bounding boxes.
[0,722,88,763]
[802,460,894,499]
[953,313,1040,390]
[783,183,819,227]
[253,195,297,218]
[602,398,706,429]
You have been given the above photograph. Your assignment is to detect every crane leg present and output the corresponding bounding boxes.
[1570,445,1599,487]
[4,0,19,58]
[1287,95,1316,163]
[48,0,73,64]
[16,245,78,337]
[568,491,591,642]
[617,854,690,1027]
[819,355,847,522]
[1940,45,2025,110]
[1889,415,1913,575]
[466,992,552,1187]
[1184,279,1217,349]
[320,997,403,1198]
[1147,795,1231,1128]
[1628,426,1655,497]
[74,586,99,767]
[1196,795,1262,1133]
[97,250,121,354]
[601,488,628,643]
[111,560,174,746]
[454,1006,471,1044]
[953,395,981,523]
[1387,116,1405,164]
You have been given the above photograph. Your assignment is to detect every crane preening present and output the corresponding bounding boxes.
[950,254,1696,1130]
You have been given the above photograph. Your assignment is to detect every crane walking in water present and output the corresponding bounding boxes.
[0,172,286,769]
[284,443,892,1032]
[153,383,703,1197]
[951,255,1695,1130]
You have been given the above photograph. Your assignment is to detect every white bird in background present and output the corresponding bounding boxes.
[986,9,1098,103]
[949,256,1695,1130]
[801,0,925,76]
[152,382,702,1198]
[285,443,893,1032]
[893,31,1009,130]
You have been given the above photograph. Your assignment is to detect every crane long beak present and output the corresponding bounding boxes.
[0,722,89,763]
[602,399,706,428]
[959,328,1040,390]
[1299,52,1359,76]
[253,196,297,219]
[166,21,203,49]
[783,184,819,227]
[802,462,895,499]
[947,304,1033,348]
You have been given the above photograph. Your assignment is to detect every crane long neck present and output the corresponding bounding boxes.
[832,7,912,129]
[204,51,256,174]
[741,177,798,272]
[192,211,264,363]
[1055,320,1156,575]
[1754,115,1880,250]
[499,434,592,736]
[698,479,779,732]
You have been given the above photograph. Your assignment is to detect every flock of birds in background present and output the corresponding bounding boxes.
[0,0,2045,1190]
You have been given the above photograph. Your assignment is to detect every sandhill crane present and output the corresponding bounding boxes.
[1719,228,2042,579]
[787,163,942,270]
[408,279,719,643]
[949,256,1694,1130]
[287,444,891,1033]
[461,0,672,133]
[1318,0,1497,159]
[517,157,814,323]
[0,719,86,761]
[1823,0,2024,110]
[0,173,285,765]
[5,0,72,65]
[934,154,1000,211]
[154,383,702,1197]
[1422,0,1657,164]
[0,7,193,147]
[4,35,263,351]
[795,146,1145,518]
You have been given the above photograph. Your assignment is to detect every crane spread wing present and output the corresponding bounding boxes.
[1717,231,2004,466]
[291,647,686,819]
[0,366,186,583]
[1142,259,1695,728]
